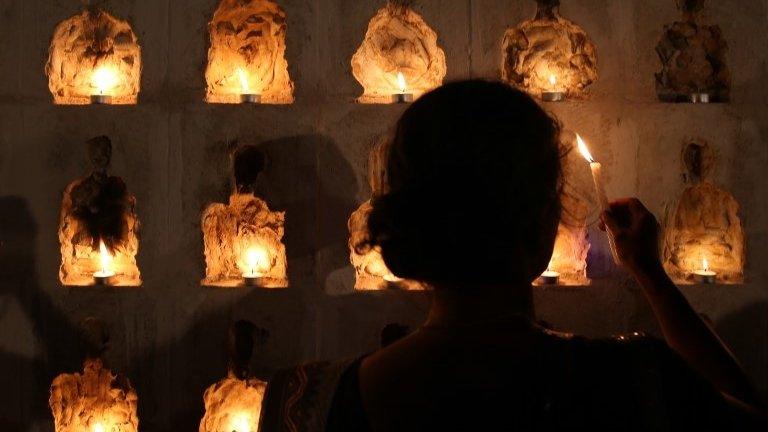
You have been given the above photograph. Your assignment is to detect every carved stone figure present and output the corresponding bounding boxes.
[663,142,744,283]
[49,319,139,432]
[202,146,288,287]
[656,0,729,102]
[348,138,425,290]
[58,136,141,286]
[502,0,598,98]
[46,7,141,104]
[351,1,447,103]
[205,0,294,104]
[199,321,267,432]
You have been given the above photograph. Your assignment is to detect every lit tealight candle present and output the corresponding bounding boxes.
[90,66,117,105]
[541,74,566,102]
[242,246,268,286]
[693,257,717,284]
[93,240,116,285]
[231,412,252,432]
[392,72,414,104]
[577,134,620,265]
[237,68,261,104]
[537,267,560,286]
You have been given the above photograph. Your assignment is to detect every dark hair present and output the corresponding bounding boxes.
[365,80,563,286]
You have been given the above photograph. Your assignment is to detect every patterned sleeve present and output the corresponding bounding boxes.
[259,360,356,432]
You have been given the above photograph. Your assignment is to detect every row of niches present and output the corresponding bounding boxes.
[58,135,745,290]
[49,317,409,432]
[46,0,729,105]
[49,318,269,432]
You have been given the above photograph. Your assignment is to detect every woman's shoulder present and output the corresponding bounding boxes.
[259,358,364,432]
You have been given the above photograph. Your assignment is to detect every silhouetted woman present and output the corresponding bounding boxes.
[260,80,766,431]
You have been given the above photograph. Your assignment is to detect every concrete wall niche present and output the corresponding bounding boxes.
[205,0,294,104]
[202,145,288,288]
[542,191,591,286]
[655,0,730,103]
[46,7,141,105]
[348,138,426,290]
[199,321,267,432]
[502,0,598,100]
[58,137,141,287]
[49,318,139,432]
[351,1,447,104]
[662,141,745,284]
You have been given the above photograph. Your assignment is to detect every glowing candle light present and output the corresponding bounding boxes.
[693,257,717,284]
[237,68,261,104]
[392,71,414,104]
[541,73,565,102]
[93,240,116,285]
[242,246,268,286]
[537,261,560,286]
[230,412,252,432]
[90,66,117,104]
[577,134,620,265]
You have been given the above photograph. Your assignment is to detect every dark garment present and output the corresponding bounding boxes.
[260,331,732,431]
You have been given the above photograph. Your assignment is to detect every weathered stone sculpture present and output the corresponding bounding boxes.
[349,138,425,290]
[49,318,139,432]
[663,142,744,283]
[46,7,141,104]
[656,0,729,102]
[59,136,141,286]
[202,146,288,287]
[502,0,597,98]
[351,1,447,104]
[548,191,590,285]
[199,321,267,432]
[205,0,294,104]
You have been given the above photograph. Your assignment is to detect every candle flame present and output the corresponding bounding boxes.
[93,423,105,432]
[92,66,118,95]
[397,72,407,93]
[549,74,557,86]
[576,134,595,163]
[703,257,710,271]
[244,246,268,277]
[237,68,250,93]
[99,240,113,275]
[231,412,252,432]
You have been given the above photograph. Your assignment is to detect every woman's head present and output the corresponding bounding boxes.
[365,80,563,287]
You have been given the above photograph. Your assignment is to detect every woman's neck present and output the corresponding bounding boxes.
[424,283,535,328]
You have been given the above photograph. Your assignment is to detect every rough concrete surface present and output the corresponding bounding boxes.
[0,0,766,430]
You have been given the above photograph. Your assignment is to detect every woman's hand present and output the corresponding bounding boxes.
[599,198,663,276]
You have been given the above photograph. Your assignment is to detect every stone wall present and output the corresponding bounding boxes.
[0,0,766,430]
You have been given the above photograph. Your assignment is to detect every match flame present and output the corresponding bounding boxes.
[703,257,710,272]
[243,246,268,277]
[397,72,407,93]
[98,240,113,276]
[92,66,118,95]
[576,134,595,163]
[237,68,250,93]
[93,423,105,432]
[549,74,557,87]
[230,412,252,432]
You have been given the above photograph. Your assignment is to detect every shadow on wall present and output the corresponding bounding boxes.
[0,196,85,429]
[252,134,360,288]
